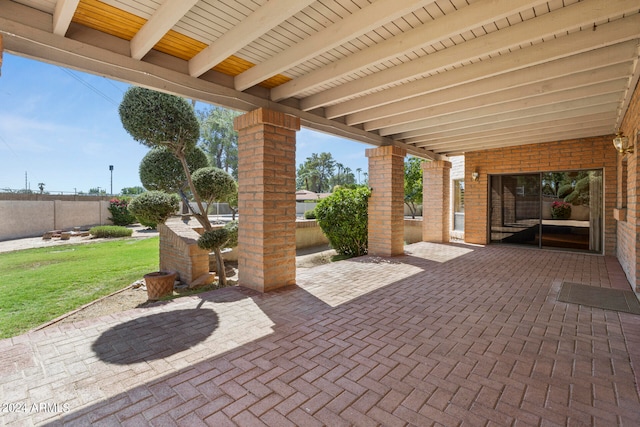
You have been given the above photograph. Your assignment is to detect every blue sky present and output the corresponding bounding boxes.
[0,53,371,194]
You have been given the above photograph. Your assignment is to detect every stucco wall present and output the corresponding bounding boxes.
[0,195,112,241]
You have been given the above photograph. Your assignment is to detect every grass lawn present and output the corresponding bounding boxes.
[0,237,159,339]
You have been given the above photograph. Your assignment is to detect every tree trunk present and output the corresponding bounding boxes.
[213,247,227,287]
[177,153,211,231]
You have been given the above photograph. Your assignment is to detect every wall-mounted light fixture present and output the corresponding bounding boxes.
[471,171,479,181]
[613,131,633,154]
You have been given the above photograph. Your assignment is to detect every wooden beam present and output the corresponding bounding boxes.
[188,0,315,78]
[395,91,623,141]
[304,0,639,112]
[53,0,80,36]
[378,73,628,135]
[406,101,619,144]
[355,48,635,129]
[271,0,549,102]
[234,0,436,91]
[324,13,640,119]
[130,0,198,60]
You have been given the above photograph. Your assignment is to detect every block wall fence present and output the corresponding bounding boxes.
[0,194,111,241]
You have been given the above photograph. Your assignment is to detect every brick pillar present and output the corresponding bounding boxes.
[422,160,452,242]
[366,145,406,256]
[234,108,300,292]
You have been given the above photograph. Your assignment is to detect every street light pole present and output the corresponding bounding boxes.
[109,165,114,195]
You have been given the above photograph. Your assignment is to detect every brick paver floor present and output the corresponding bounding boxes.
[1,243,639,426]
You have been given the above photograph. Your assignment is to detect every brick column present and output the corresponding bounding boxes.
[234,108,300,292]
[366,146,406,256]
[422,160,452,242]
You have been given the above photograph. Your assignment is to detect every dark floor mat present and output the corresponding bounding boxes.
[558,282,640,315]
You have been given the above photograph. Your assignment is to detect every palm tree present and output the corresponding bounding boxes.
[356,168,362,184]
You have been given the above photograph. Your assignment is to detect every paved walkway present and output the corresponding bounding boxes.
[1,243,639,426]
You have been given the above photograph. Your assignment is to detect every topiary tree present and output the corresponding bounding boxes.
[119,87,210,231]
[191,167,237,212]
[191,167,237,285]
[128,191,180,229]
[197,220,238,286]
[315,187,371,257]
[139,146,208,193]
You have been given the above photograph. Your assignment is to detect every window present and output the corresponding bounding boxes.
[453,179,464,231]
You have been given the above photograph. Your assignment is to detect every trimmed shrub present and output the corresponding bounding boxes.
[139,146,208,193]
[89,225,133,238]
[304,209,316,220]
[107,197,136,226]
[315,187,371,257]
[192,167,237,211]
[198,228,229,252]
[128,191,180,229]
[223,220,239,248]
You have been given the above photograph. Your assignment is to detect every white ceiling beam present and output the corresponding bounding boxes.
[234,0,436,91]
[405,101,619,145]
[430,128,615,155]
[271,0,549,102]
[421,122,615,154]
[309,0,636,112]
[376,63,629,135]
[376,64,628,135]
[130,0,198,60]
[188,0,315,78]
[385,80,626,138]
[52,0,80,36]
[357,46,635,129]
[418,118,616,152]
[401,94,621,143]
[325,13,640,119]
[423,115,616,149]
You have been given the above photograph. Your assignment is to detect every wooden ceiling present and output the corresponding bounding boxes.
[2,0,639,160]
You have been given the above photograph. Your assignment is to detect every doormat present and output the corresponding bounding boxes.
[557,282,640,315]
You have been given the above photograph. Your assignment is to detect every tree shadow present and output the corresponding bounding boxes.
[91,308,218,365]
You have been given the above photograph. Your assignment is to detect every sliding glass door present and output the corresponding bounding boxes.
[489,170,603,253]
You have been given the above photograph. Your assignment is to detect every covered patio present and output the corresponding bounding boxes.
[2,0,640,292]
[1,1,640,424]
[1,243,639,425]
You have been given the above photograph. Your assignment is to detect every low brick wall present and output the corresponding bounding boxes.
[159,217,427,287]
[158,218,211,286]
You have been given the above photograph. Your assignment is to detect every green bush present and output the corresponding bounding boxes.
[107,197,137,226]
[315,187,371,257]
[89,225,134,238]
[197,221,238,251]
[128,191,180,229]
[198,228,229,252]
[304,209,316,219]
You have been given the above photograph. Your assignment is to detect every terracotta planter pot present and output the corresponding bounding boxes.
[144,271,177,300]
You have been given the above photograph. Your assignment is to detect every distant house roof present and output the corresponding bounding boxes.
[296,190,330,201]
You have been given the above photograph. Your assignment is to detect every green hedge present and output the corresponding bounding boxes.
[89,226,134,238]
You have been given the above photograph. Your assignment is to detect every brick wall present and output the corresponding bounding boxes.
[422,161,451,242]
[158,218,211,285]
[465,136,618,255]
[617,78,639,290]
[234,108,299,292]
[366,145,406,256]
